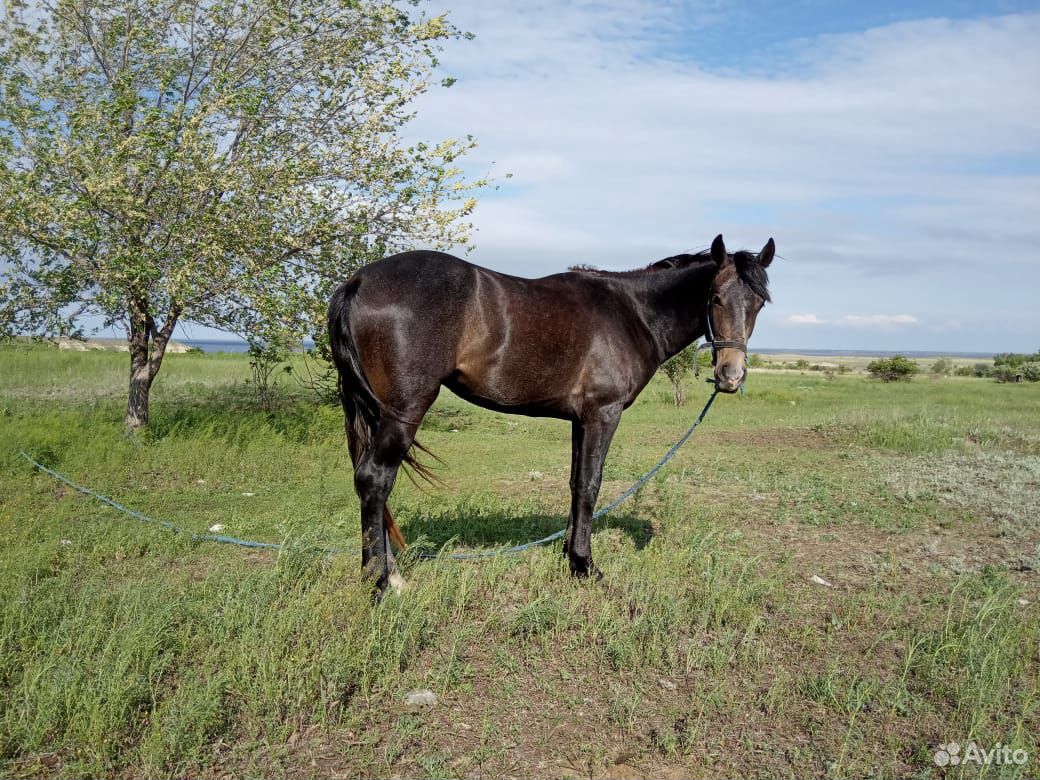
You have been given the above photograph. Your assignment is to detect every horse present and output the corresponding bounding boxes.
[328,233,775,596]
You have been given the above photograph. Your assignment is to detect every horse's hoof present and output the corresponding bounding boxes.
[369,583,392,605]
[569,559,602,582]
[388,571,408,595]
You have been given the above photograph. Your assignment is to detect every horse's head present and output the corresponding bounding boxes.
[707,234,774,393]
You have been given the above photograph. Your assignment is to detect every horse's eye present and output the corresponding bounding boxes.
[711,294,722,306]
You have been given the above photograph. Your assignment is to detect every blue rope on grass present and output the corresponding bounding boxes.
[19,453,288,551]
[19,389,719,561]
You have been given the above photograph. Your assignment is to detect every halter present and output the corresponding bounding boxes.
[695,292,748,372]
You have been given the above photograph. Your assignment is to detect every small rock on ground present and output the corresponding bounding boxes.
[404,689,438,707]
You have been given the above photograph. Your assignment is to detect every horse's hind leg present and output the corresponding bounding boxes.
[354,414,424,597]
[343,402,405,593]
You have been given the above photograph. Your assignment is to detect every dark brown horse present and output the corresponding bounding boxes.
[328,234,775,595]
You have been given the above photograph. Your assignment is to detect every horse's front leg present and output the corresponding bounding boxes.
[563,420,583,560]
[565,404,622,578]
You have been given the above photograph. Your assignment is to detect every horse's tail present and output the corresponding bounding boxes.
[328,282,435,550]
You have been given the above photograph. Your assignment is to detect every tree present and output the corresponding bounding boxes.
[866,355,919,382]
[660,345,693,406]
[0,0,483,428]
[930,357,953,376]
[660,343,710,406]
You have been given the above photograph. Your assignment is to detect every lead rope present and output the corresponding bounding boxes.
[18,388,720,561]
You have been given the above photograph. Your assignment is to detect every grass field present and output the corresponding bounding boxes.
[1,343,1038,779]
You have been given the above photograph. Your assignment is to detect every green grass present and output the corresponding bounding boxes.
[1,343,1039,778]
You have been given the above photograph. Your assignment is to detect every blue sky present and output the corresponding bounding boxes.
[160,2,1040,352]
[388,0,1039,353]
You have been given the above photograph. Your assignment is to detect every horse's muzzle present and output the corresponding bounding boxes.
[715,365,746,393]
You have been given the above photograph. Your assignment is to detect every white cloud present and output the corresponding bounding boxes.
[784,313,918,328]
[786,313,827,325]
[407,4,1040,350]
[834,314,919,328]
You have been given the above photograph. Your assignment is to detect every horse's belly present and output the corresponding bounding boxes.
[443,368,574,419]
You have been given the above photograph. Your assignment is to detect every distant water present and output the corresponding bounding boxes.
[180,341,316,355]
[753,348,996,359]
[181,339,250,353]
[181,339,316,354]
[181,339,995,359]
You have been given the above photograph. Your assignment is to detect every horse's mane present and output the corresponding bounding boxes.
[572,249,771,301]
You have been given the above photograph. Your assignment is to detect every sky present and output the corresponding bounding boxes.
[103,0,1040,353]
[381,0,1039,353]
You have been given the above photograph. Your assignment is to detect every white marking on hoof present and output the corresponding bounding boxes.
[388,571,408,595]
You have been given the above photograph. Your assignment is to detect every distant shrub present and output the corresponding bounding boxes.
[246,339,291,410]
[996,361,1040,383]
[1021,362,1040,382]
[930,357,953,375]
[973,363,993,378]
[993,351,1040,382]
[867,355,919,382]
[993,351,1040,370]
[954,365,974,377]
[748,353,764,368]
[185,346,204,355]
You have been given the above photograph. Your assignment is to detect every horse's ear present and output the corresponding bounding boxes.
[759,238,775,267]
[710,234,727,265]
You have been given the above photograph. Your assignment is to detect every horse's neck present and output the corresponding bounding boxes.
[632,261,715,364]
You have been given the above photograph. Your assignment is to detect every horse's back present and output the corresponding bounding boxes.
[343,250,605,326]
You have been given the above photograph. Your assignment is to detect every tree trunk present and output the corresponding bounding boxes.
[672,378,686,407]
[124,296,180,430]
[126,353,152,429]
